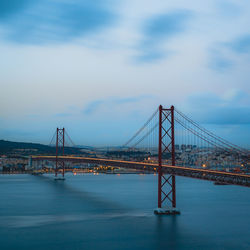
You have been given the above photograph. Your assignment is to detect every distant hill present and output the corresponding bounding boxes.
[0,140,88,156]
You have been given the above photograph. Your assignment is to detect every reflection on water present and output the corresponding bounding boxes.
[0,174,249,250]
[1,213,150,228]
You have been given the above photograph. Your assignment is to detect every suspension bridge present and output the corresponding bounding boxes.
[31,105,250,214]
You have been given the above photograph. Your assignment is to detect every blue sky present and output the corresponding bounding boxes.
[0,0,249,147]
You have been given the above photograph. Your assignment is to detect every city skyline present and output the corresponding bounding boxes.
[0,0,250,147]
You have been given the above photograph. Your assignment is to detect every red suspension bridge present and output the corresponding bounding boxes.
[32,105,250,214]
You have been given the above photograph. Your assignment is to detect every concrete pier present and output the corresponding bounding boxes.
[54,177,65,181]
[154,207,180,215]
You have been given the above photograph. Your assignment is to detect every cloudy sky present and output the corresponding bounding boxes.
[0,0,250,147]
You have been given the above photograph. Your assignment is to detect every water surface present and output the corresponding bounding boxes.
[0,174,249,249]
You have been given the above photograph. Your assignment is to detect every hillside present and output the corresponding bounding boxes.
[0,140,87,156]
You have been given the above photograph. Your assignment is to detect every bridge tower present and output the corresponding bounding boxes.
[55,128,65,180]
[154,105,180,215]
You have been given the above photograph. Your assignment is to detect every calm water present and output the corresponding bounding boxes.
[0,173,249,250]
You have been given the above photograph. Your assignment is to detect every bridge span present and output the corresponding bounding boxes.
[32,156,250,187]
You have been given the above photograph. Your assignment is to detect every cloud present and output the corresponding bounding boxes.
[216,1,242,18]
[184,90,250,125]
[83,100,105,115]
[208,48,233,72]
[136,10,192,62]
[229,34,250,54]
[208,34,250,72]
[83,95,153,115]
[0,0,115,44]
[54,113,72,118]
[0,0,31,20]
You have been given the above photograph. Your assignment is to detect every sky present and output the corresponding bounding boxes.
[0,0,250,147]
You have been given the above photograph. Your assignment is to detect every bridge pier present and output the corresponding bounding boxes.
[54,128,66,180]
[154,207,180,215]
[54,176,65,181]
[155,105,180,215]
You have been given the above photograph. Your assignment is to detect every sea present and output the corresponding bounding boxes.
[0,173,249,250]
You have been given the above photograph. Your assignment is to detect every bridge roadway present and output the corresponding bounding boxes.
[32,156,250,187]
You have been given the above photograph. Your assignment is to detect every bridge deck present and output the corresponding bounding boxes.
[32,156,250,187]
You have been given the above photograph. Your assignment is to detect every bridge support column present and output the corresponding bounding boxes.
[154,105,180,215]
[55,128,65,180]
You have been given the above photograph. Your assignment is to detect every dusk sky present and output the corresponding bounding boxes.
[0,0,250,147]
